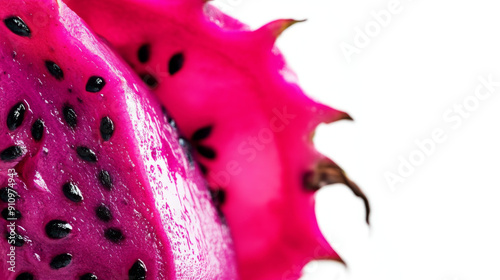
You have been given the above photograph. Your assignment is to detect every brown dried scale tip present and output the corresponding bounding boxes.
[303,159,371,224]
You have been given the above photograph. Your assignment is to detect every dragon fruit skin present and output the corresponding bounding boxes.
[0,0,237,279]
[65,0,371,279]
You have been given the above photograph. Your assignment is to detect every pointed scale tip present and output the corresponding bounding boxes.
[328,109,354,122]
[337,257,348,268]
[304,158,370,225]
[257,19,307,42]
[321,253,348,269]
[318,106,354,125]
[339,112,354,122]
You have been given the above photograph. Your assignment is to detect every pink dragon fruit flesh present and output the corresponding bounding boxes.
[65,0,371,279]
[0,0,238,279]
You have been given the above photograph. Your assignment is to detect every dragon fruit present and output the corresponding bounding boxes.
[65,0,371,279]
[0,0,238,279]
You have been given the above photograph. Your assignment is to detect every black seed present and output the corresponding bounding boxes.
[7,102,26,131]
[98,170,113,190]
[168,53,184,75]
[50,253,72,269]
[1,146,23,161]
[45,220,72,239]
[4,17,31,37]
[45,61,64,80]
[16,272,34,280]
[139,73,159,89]
[62,182,83,202]
[138,44,151,63]
[105,228,124,243]
[31,119,45,142]
[100,117,114,141]
[86,76,106,93]
[196,145,216,160]
[210,188,226,207]
[129,260,147,280]
[80,273,98,280]
[63,105,77,128]
[6,231,24,247]
[96,204,112,222]
[0,187,19,203]
[76,147,97,162]
[2,208,21,220]
[191,126,213,141]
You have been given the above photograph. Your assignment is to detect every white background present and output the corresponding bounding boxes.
[215,0,500,279]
